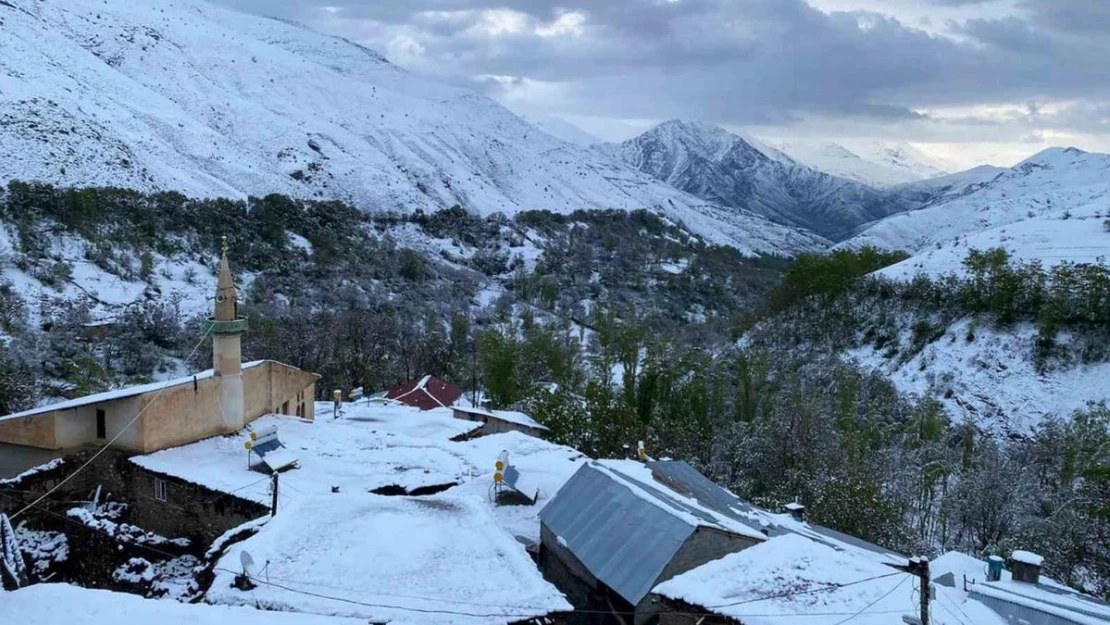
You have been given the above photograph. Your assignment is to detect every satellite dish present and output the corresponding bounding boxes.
[240,550,255,577]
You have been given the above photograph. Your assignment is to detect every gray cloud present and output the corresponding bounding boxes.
[210,0,1110,152]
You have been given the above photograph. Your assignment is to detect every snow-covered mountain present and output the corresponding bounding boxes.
[846,147,1110,269]
[768,140,949,188]
[531,117,602,147]
[0,0,824,255]
[598,121,910,240]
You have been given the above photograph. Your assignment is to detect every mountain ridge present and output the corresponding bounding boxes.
[598,120,911,240]
[0,0,825,256]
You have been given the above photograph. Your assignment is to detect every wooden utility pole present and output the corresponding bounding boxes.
[893,556,930,625]
[270,471,279,516]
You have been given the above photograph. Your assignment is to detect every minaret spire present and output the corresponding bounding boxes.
[205,240,247,432]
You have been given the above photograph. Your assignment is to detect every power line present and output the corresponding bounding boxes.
[211,567,914,620]
[10,324,215,521]
[706,570,906,609]
[829,575,910,625]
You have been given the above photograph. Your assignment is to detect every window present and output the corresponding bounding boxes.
[154,478,168,502]
[96,409,106,439]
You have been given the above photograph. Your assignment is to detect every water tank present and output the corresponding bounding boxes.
[987,555,1004,582]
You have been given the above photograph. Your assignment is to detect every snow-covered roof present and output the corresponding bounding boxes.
[4,583,367,624]
[1011,550,1045,567]
[454,406,548,431]
[0,361,268,424]
[206,494,570,624]
[654,534,1007,625]
[539,460,767,606]
[122,401,588,622]
[932,551,1110,625]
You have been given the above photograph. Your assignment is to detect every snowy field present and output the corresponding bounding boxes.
[128,401,585,622]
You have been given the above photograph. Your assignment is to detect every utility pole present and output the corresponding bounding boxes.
[270,471,279,517]
[893,556,930,625]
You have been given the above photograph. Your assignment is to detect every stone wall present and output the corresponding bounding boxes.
[654,597,737,625]
[539,523,636,625]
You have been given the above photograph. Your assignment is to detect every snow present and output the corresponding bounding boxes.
[206,493,570,624]
[531,116,602,147]
[0,583,369,624]
[596,460,768,541]
[127,401,586,620]
[1010,550,1045,567]
[846,147,1110,263]
[0,0,821,256]
[931,550,1110,624]
[455,406,548,431]
[844,320,1110,436]
[768,139,949,188]
[0,361,267,423]
[654,533,1005,625]
[0,458,64,485]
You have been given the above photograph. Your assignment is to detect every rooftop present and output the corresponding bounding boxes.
[654,533,1006,625]
[454,406,548,431]
[123,401,588,622]
[932,551,1110,625]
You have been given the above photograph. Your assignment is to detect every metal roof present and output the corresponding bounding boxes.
[539,463,696,606]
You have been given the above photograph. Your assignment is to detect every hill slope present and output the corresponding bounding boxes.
[846,147,1110,266]
[0,0,822,255]
[599,121,908,240]
[770,140,949,188]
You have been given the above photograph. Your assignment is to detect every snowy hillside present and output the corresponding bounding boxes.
[0,0,822,255]
[770,140,949,188]
[531,117,602,147]
[846,147,1110,265]
[599,120,909,240]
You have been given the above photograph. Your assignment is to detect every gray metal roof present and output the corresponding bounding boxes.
[539,463,697,606]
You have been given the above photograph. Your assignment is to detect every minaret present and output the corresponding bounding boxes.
[206,237,247,431]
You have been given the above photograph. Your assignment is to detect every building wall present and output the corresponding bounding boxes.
[0,412,58,448]
[654,598,737,625]
[637,528,762,625]
[0,361,318,454]
[138,377,225,453]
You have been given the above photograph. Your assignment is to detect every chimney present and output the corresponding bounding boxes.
[1009,551,1043,585]
[986,555,1003,582]
[785,501,806,522]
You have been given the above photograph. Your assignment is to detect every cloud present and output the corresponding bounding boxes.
[209,0,1110,153]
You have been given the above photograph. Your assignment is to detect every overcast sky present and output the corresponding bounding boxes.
[213,0,1110,169]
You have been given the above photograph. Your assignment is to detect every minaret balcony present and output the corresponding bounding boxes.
[204,316,249,335]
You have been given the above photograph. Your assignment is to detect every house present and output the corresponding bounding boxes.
[452,405,549,438]
[384,375,463,411]
[0,249,318,454]
[652,533,1007,625]
[933,550,1110,625]
[538,460,768,625]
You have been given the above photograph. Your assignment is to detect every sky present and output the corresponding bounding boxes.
[211,0,1110,170]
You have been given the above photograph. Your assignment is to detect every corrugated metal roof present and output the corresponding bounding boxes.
[540,463,696,606]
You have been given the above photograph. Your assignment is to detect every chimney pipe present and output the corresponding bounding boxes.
[785,502,806,522]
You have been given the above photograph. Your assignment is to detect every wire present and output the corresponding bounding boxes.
[214,568,914,620]
[11,323,215,521]
[828,575,910,625]
[706,571,906,609]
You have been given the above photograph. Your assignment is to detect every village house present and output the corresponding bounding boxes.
[384,375,464,411]
[0,249,318,456]
[538,460,768,625]
[932,550,1110,625]
[452,405,549,438]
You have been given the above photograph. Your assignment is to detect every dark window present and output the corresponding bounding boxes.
[96,409,106,439]
[282,401,290,414]
[154,478,168,502]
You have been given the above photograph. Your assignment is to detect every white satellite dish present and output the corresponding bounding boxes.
[240,550,255,577]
